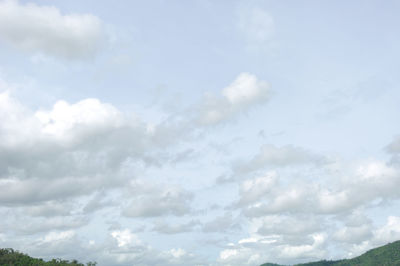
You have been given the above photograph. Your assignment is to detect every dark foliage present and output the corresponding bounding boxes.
[0,248,96,266]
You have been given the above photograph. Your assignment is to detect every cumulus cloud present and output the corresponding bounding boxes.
[0,224,205,266]
[217,209,399,266]
[372,216,400,244]
[0,76,399,266]
[256,215,323,237]
[333,224,372,244]
[222,73,269,106]
[2,226,201,266]
[237,159,400,217]
[332,215,400,258]
[0,91,38,149]
[238,171,278,206]
[31,230,83,258]
[237,172,310,216]
[278,234,327,260]
[111,229,142,248]
[1,2,397,265]
[218,246,263,266]
[104,229,203,265]
[218,242,261,264]
[0,91,191,206]
[0,0,105,59]
[35,98,123,140]
[216,233,327,266]
[243,187,308,216]
[198,73,270,125]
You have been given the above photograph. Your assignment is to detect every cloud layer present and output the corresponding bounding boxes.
[0,1,399,265]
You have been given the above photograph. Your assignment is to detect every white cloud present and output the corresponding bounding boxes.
[242,185,309,217]
[104,229,201,265]
[23,229,84,259]
[333,216,400,258]
[111,229,141,247]
[0,70,398,266]
[0,0,104,59]
[333,224,372,244]
[35,98,123,140]
[238,171,278,206]
[219,248,238,260]
[0,91,39,148]
[217,246,264,266]
[278,233,326,259]
[256,215,322,237]
[198,73,270,125]
[237,158,400,217]
[316,189,352,214]
[216,232,327,266]
[167,248,186,258]
[373,216,400,245]
[222,72,269,106]
[350,160,400,202]
[356,161,397,180]
[0,92,176,205]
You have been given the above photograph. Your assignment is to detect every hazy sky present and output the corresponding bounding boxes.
[0,0,400,265]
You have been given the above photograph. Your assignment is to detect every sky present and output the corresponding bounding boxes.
[0,0,400,265]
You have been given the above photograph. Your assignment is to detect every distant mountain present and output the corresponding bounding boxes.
[0,248,96,266]
[261,240,400,266]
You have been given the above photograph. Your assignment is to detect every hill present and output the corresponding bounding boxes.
[261,240,400,266]
[0,248,96,266]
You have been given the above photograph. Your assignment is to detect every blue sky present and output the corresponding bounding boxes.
[0,0,400,265]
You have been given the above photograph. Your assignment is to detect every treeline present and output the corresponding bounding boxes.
[0,248,96,266]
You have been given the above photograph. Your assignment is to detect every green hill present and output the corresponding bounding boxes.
[0,248,96,266]
[261,240,400,266]
[2,241,400,266]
